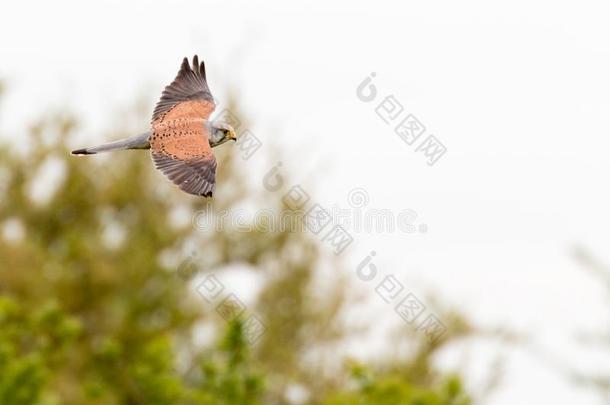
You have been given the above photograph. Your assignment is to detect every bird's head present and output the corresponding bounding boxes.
[208,121,237,147]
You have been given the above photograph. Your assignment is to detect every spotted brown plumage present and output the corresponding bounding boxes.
[71,55,237,198]
[150,56,218,197]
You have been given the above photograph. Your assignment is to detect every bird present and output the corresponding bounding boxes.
[71,55,237,197]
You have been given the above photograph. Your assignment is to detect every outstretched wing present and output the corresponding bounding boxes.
[152,55,215,123]
[152,151,217,197]
[149,56,218,197]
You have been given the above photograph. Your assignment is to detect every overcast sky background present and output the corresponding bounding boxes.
[2,1,610,403]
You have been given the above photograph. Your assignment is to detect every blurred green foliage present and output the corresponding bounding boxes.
[324,367,468,405]
[0,88,472,404]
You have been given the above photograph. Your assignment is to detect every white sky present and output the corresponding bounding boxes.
[2,0,610,403]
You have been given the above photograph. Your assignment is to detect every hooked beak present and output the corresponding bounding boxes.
[229,130,237,141]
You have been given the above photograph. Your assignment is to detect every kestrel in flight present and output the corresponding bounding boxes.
[72,55,236,197]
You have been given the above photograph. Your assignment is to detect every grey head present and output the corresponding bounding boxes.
[207,121,237,147]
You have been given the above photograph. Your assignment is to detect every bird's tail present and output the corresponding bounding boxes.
[71,132,151,155]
